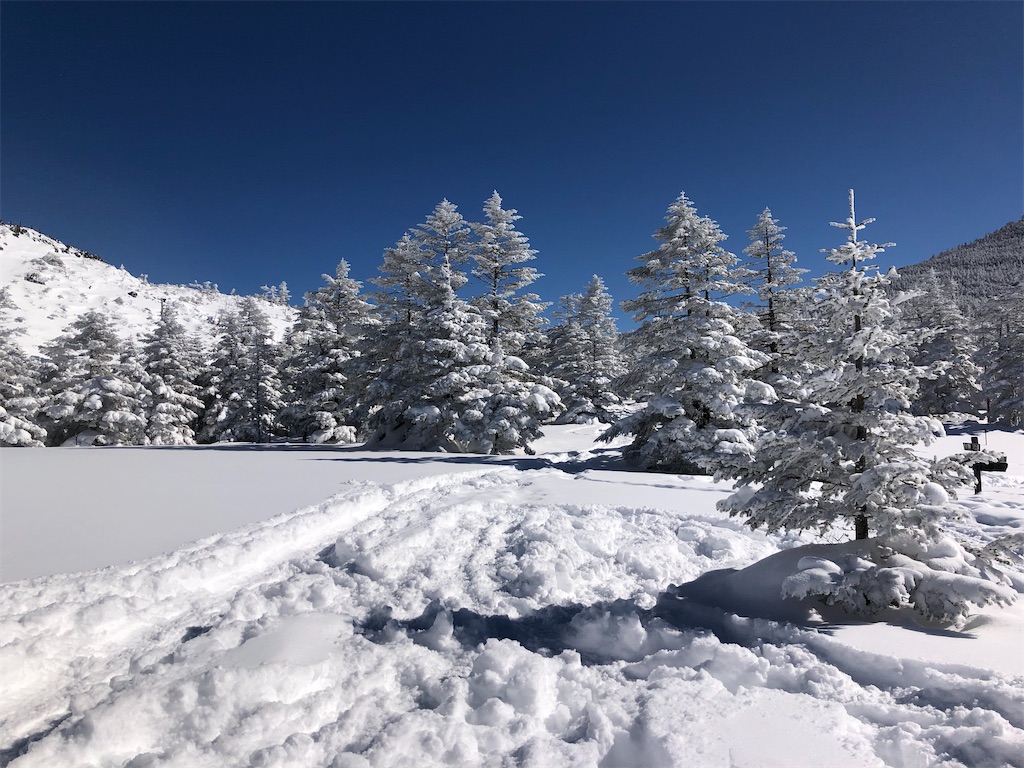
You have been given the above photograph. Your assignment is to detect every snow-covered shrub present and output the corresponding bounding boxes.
[782,535,1017,626]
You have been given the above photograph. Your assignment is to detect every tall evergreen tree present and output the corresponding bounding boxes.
[0,337,47,446]
[281,259,376,443]
[550,275,627,423]
[905,269,982,418]
[142,302,204,445]
[199,299,284,443]
[40,310,149,446]
[409,198,473,302]
[363,247,491,450]
[602,192,771,472]
[470,191,548,358]
[719,191,977,541]
[741,208,807,386]
[718,195,1015,624]
[363,200,558,452]
[979,290,1024,427]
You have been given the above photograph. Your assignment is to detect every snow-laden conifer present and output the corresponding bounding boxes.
[142,302,204,445]
[363,199,558,453]
[979,290,1024,427]
[717,191,1014,624]
[363,253,491,450]
[281,259,376,443]
[409,199,472,300]
[39,311,122,444]
[550,276,627,423]
[454,341,561,454]
[360,203,471,421]
[905,269,982,418]
[602,192,771,472]
[39,310,149,446]
[741,208,807,389]
[470,192,549,358]
[199,299,284,443]
[0,337,47,446]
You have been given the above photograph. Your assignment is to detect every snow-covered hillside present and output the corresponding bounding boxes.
[1,425,1021,767]
[894,216,1024,313]
[0,224,295,355]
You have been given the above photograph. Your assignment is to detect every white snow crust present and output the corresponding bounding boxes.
[1,424,1022,766]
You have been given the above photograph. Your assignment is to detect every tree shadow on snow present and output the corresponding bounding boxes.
[306,448,632,476]
[353,587,834,667]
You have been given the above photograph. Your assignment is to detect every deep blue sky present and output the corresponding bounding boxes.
[2,1,1021,322]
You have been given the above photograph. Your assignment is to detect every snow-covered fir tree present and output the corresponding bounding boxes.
[372,233,422,331]
[470,191,549,360]
[548,292,589,388]
[409,198,473,301]
[363,245,492,450]
[39,310,149,446]
[260,281,291,305]
[357,202,472,423]
[741,208,807,389]
[280,259,376,443]
[717,191,1012,624]
[453,340,562,454]
[199,299,284,443]
[0,336,47,446]
[904,269,982,418]
[602,192,771,472]
[549,275,627,423]
[979,289,1024,427]
[363,200,558,453]
[142,302,204,445]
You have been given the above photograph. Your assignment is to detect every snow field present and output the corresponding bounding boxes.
[1,426,1022,766]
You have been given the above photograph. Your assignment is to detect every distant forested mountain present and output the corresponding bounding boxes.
[894,217,1023,311]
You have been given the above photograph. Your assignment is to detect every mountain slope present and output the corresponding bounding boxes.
[0,224,296,356]
[894,217,1024,310]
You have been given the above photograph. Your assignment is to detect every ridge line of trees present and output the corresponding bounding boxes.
[2,190,1019,622]
[2,191,1019,453]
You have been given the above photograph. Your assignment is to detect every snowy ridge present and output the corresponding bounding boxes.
[0,224,296,355]
[894,216,1024,311]
[2,426,1022,766]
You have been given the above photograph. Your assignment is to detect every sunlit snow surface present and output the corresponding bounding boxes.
[1,425,1022,767]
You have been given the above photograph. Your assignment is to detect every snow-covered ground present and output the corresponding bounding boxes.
[1,425,1022,767]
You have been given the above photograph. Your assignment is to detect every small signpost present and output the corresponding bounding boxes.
[963,435,1009,493]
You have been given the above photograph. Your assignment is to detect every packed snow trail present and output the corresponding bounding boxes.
[2,458,1022,766]
[0,469,512,760]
